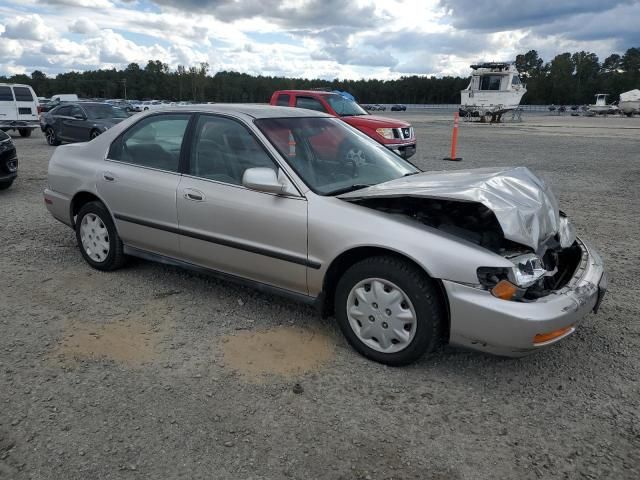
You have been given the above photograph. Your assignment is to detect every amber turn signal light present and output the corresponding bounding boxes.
[491,280,519,300]
[533,325,574,345]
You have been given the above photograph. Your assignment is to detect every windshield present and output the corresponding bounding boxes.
[83,104,128,119]
[255,117,419,195]
[324,94,368,117]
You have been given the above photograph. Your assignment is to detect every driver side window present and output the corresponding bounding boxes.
[108,114,190,172]
[188,115,276,186]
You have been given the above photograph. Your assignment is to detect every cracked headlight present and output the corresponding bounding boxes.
[477,253,554,300]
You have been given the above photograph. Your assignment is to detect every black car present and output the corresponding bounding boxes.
[0,130,18,190]
[391,104,407,111]
[41,102,129,146]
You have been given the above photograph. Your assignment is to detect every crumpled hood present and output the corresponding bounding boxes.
[340,166,562,251]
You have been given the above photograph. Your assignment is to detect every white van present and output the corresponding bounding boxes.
[0,83,40,137]
[50,94,79,102]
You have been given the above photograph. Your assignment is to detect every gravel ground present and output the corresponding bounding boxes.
[1,113,639,480]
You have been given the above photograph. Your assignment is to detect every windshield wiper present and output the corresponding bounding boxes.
[327,184,372,196]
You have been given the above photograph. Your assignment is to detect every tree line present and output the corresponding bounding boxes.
[1,48,638,105]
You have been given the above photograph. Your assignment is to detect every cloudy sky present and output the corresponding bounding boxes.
[0,0,638,79]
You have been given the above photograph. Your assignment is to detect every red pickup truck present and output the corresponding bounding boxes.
[270,90,416,159]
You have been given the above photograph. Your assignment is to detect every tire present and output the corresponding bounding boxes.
[90,129,101,140]
[0,179,14,190]
[339,141,367,167]
[334,256,445,366]
[45,127,60,146]
[75,201,125,271]
[18,128,32,137]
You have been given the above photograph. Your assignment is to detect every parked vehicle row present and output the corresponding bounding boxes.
[42,105,606,365]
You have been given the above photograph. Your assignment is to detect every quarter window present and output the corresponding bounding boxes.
[189,115,275,185]
[108,114,190,172]
[0,87,13,101]
[275,94,290,106]
[295,96,326,112]
[13,87,34,102]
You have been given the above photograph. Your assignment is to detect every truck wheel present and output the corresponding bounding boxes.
[334,256,445,366]
[18,128,32,137]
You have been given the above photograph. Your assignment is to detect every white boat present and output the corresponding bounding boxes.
[619,89,640,116]
[588,94,618,115]
[460,62,527,120]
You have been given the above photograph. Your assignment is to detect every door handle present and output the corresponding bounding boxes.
[184,189,205,201]
[103,172,115,182]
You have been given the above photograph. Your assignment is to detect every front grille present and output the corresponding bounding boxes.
[393,127,414,140]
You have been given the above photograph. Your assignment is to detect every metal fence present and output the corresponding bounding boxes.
[375,104,554,112]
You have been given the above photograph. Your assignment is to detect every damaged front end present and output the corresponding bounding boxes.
[340,167,583,302]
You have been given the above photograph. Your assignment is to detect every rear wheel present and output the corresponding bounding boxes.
[45,127,60,146]
[75,201,125,271]
[18,128,32,137]
[90,129,101,140]
[0,180,14,190]
[334,256,445,366]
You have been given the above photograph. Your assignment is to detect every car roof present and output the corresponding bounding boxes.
[0,83,34,88]
[274,90,337,97]
[141,103,333,119]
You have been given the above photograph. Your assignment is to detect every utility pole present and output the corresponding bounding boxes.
[122,79,127,100]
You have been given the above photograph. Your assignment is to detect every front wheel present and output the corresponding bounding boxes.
[75,201,125,271]
[334,256,445,366]
[18,128,32,137]
[0,179,14,190]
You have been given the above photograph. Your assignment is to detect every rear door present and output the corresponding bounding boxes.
[12,86,38,125]
[0,86,16,124]
[98,113,192,258]
[176,114,308,294]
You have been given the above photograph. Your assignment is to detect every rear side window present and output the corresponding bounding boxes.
[13,87,34,102]
[108,114,190,172]
[275,94,290,107]
[295,96,326,112]
[55,106,71,116]
[0,87,13,101]
[189,115,275,185]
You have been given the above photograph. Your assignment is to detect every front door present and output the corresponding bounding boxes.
[98,113,192,258]
[176,114,308,294]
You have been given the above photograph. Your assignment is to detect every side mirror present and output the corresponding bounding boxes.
[74,113,85,120]
[242,167,285,194]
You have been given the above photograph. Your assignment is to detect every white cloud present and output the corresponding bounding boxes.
[68,18,99,34]
[2,14,54,41]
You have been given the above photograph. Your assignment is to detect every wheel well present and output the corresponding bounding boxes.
[70,192,101,226]
[320,247,450,340]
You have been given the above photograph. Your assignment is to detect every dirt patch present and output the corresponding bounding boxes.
[221,326,334,381]
[53,306,174,367]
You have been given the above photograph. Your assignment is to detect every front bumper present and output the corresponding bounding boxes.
[444,238,606,357]
[0,120,39,129]
[385,141,416,159]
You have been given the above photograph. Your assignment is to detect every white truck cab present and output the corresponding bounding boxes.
[0,83,40,137]
[50,94,79,102]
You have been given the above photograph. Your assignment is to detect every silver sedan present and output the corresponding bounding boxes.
[43,105,606,365]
